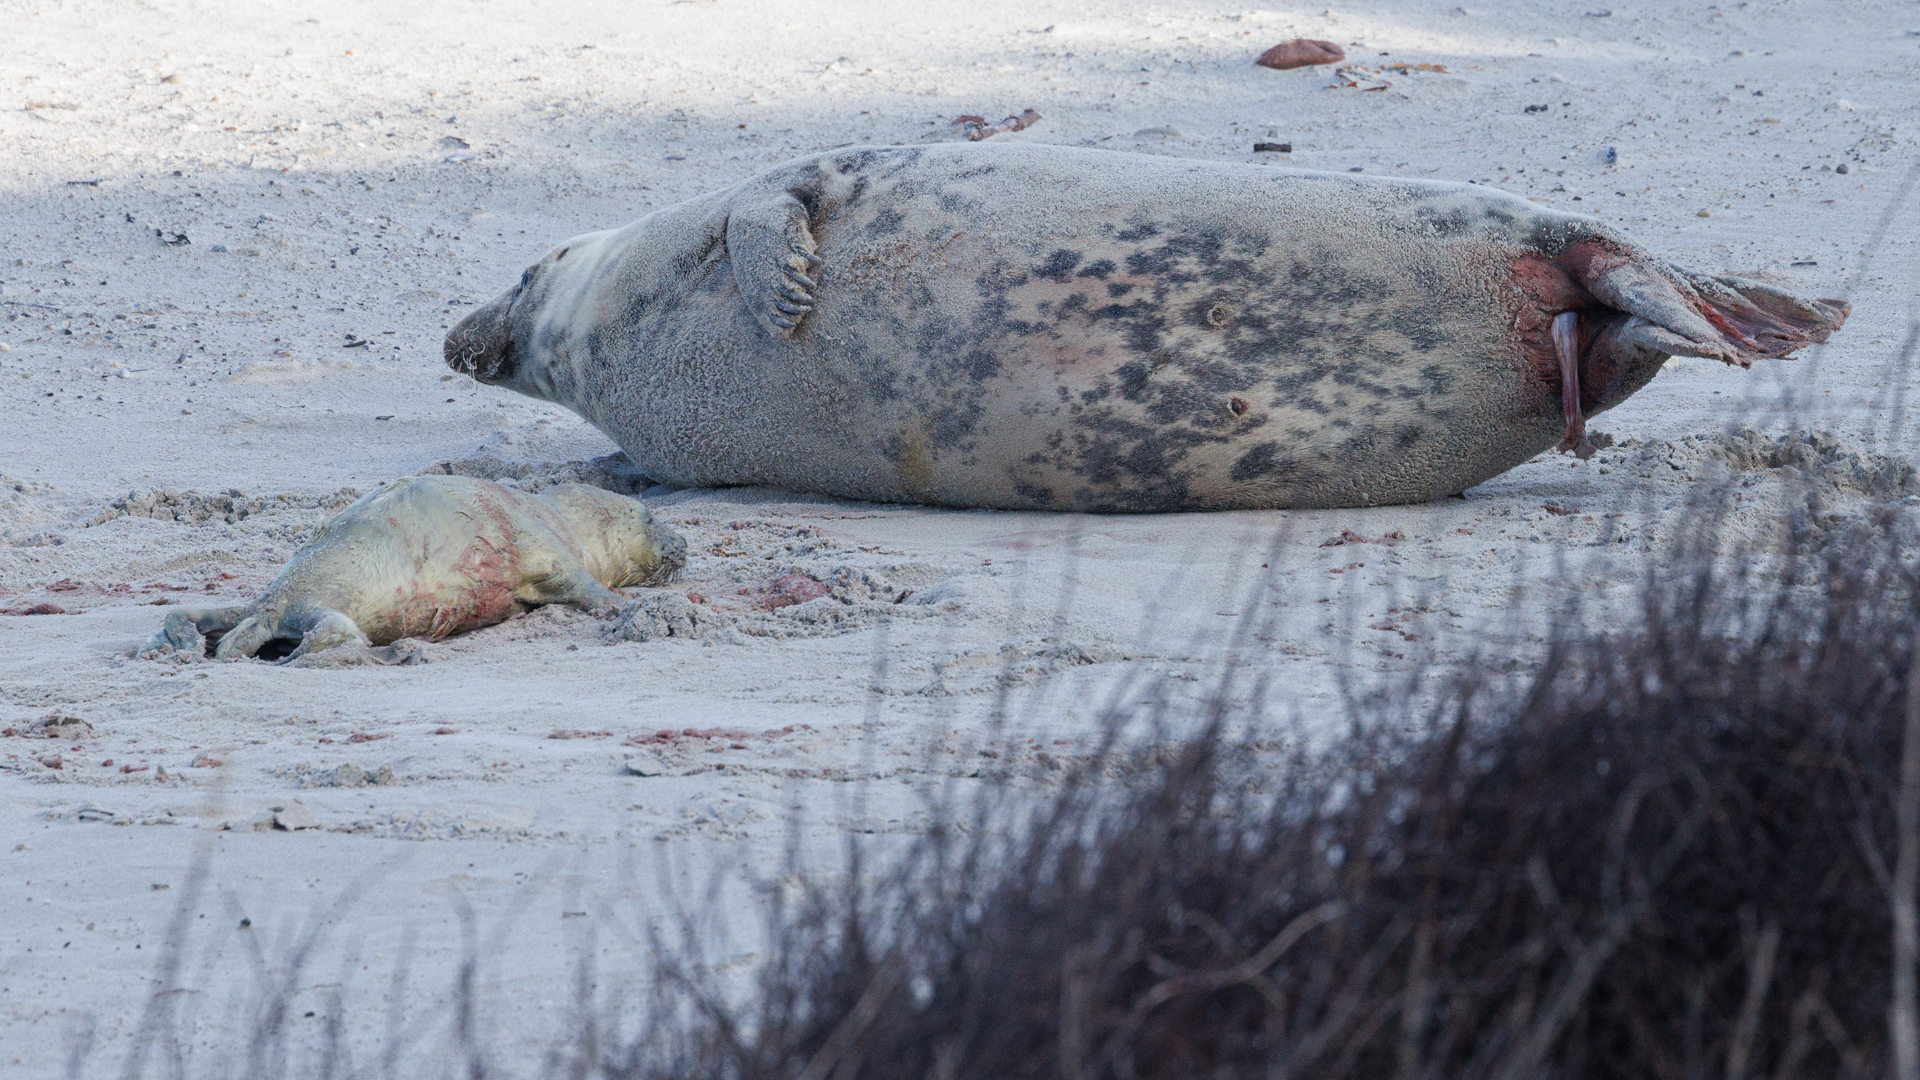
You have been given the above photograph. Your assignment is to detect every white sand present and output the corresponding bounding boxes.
[2,0,1917,1070]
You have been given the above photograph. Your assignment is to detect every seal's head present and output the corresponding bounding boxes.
[539,484,687,588]
[444,229,621,405]
[443,273,520,386]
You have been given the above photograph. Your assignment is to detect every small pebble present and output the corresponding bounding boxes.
[1836,163,1849,174]
[1697,209,1712,217]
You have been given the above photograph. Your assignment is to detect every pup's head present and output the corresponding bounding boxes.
[539,484,687,588]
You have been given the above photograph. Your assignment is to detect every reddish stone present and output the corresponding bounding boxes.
[761,572,830,610]
[1255,38,1345,70]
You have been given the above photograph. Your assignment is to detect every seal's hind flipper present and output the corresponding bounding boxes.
[1672,272,1850,365]
[1566,245,1849,368]
[726,192,823,339]
[143,606,248,657]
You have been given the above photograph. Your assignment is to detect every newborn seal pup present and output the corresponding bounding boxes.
[145,476,686,661]
[446,144,1848,511]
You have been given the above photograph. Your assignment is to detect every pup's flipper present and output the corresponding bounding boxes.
[283,608,373,662]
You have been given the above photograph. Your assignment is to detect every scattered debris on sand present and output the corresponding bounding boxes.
[2,713,93,739]
[1331,65,1394,91]
[951,109,1040,140]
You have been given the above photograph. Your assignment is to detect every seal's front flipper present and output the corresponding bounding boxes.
[727,192,823,339]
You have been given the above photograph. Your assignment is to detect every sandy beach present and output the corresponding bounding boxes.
[2,0,1917,1071]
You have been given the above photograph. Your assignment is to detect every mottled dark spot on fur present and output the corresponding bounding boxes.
[1115,220,1160,243]
[972,264,1026,326]
[1008,476,1053,505]
[1122,313,1164,357]
[1230,442,1282,481]
[869,207,905,236]
[1416,205,1475,238]
[871,147,926,180]
[1145,383,1231,428]
[927,397,985,448]
[1525,215,1595,259]
[964,349,1001,382]
[1034,249,1081,283]
[835,150,883,174]
[1076,259,1116,280]
[1122,225,1265,289]
[1107,283,1135,299]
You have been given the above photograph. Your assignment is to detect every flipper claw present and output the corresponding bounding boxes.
[728,191,824,339]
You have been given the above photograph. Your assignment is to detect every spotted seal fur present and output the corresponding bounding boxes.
[445,144,1848,511]
[144,476,685,661]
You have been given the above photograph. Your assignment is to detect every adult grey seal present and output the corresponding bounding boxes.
[444,143,1848,511]
[144,476,685,661]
